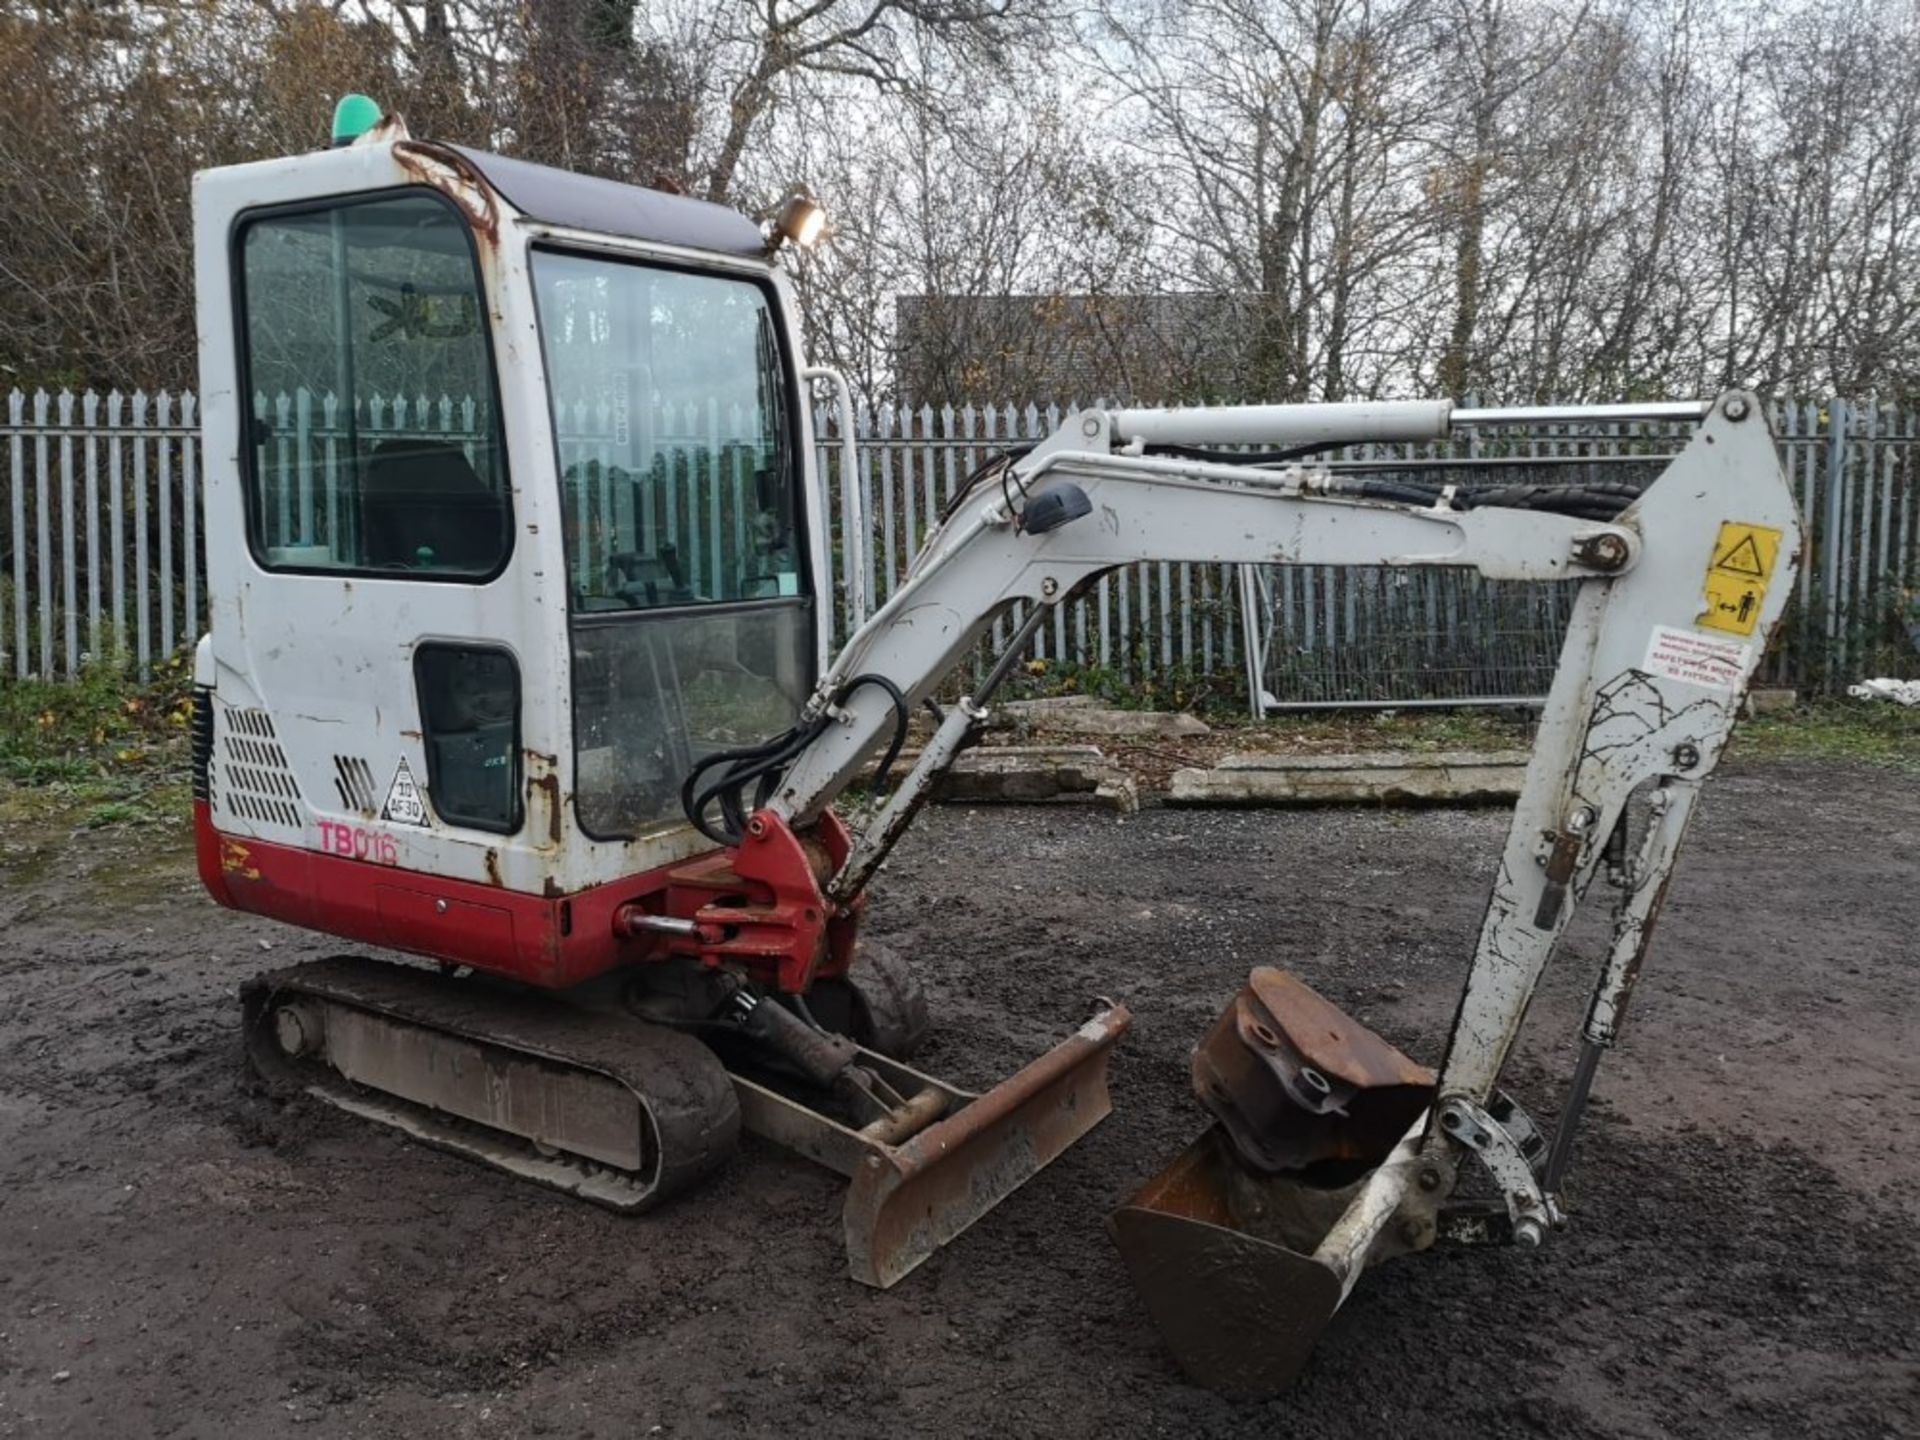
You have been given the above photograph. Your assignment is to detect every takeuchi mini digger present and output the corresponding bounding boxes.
[186,97,1802,1392]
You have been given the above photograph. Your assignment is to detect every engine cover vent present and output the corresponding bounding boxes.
[217,707,304,830]
[333,755,378,816]
[191,686,216,809]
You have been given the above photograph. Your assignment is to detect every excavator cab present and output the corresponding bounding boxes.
[199,128,825,922]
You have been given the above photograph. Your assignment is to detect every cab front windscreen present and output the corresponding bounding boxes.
[531,249,812,839]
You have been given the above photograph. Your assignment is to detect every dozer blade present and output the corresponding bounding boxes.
[1111,968,1438,1394]
[733,1004,1131,1288]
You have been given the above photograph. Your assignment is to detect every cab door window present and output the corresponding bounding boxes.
[236,191,511,578]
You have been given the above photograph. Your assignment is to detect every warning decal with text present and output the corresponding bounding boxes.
[1643,624,1751,691]
[1696,521,1783,636]
[382,758,429,827]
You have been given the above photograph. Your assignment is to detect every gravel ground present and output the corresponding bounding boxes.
[0,758,1915,1438]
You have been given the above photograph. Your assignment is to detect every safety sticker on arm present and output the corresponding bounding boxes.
[1696,521,1783,636]
[1643,624,1751,691]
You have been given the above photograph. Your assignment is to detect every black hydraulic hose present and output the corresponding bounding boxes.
[938,446,1034,526]
[1457,480,1649,519]
[679,672,913,848]
[680,725,813,846]
[844,673,911,795]
[683,722,813,846]
[1317,474,1650,521]
[686,717,826,848]
[1343,477,1448,507]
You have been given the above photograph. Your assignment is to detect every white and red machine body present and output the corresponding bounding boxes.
[188,116,1804,1392]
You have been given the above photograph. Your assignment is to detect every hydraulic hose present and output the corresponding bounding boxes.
[680,673,912,848]
[1333,474,1652,522]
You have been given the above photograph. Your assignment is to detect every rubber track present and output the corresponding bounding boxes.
[242,956,740,1211]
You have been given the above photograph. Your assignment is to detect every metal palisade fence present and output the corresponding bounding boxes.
[802,397,1919,705]
[2,389,1917,706]
[825,400,1245,693]
[3,388,199,683]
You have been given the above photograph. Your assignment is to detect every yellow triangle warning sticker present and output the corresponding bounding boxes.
[1711,532,1768,577]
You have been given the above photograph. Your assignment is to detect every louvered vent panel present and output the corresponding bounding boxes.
[333,755,378,815]
[216,708,305,830]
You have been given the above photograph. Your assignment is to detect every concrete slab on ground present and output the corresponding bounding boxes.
[1745,686,1797,716]
[1168,749,1531,806]
[867,744,1140,812]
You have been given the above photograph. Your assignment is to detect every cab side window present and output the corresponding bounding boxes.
[414,644,522,834]
[237,191,511,578]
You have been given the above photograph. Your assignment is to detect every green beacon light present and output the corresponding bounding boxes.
[331,94,383,148]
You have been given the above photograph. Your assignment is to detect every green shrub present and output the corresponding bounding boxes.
[0,650,194,786]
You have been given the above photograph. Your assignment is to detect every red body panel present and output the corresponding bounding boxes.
[194,800,856,993]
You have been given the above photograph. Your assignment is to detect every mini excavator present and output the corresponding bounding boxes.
[187,99,1801,1392]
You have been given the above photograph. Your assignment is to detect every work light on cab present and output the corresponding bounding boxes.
[770,187,826,250]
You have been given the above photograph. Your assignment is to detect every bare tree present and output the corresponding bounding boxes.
[3,0,1920,404]
[1088,0,1442,400]
[681,0,1054,205]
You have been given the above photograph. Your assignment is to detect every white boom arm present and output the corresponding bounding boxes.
[731,392,1799,1236]
[768,393,1748,832]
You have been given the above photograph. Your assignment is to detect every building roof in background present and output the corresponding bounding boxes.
[894,292,1259,404]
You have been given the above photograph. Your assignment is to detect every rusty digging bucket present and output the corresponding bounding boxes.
[1109,968,1440,1394]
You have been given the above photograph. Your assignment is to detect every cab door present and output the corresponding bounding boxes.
[198,174,561,897]
[527,244,817,867]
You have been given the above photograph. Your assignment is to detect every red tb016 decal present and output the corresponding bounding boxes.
[316,820,399,866]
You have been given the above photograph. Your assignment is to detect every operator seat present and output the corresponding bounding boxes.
[362,437,505,571]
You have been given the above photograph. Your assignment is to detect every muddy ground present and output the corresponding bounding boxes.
[0,758,1916,1438]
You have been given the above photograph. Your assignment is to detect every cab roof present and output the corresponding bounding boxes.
[448,146,767,258]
